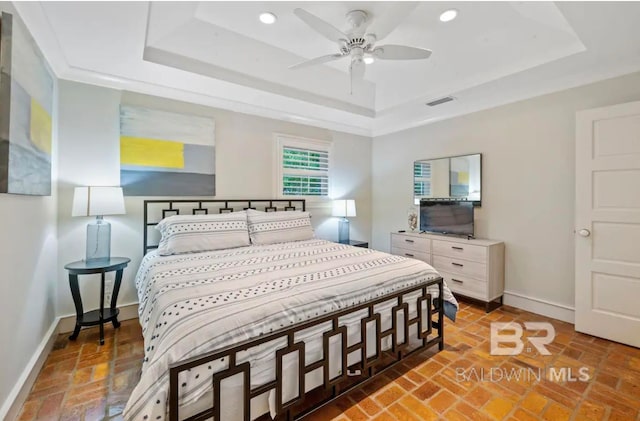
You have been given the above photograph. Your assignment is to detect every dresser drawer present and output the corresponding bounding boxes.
[432,255,487,281]
[440,271,487,301]
[391,246,431,264]
[391,234,430,252]
[432,239,487,263]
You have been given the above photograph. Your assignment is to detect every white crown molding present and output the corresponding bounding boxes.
[371,60,640,137]
[14,2,640,141]
[13,2,374,138]
[143,45,376,118]
[59,64,375,138]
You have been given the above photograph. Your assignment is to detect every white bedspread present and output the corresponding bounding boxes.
[124,239,457,421]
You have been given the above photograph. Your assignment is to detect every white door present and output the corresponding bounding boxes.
[575,101,640,347]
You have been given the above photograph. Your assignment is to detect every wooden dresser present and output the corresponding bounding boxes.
[391,232,505,312]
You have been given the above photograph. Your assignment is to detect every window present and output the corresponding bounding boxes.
[274,135,331,198]
[414,161,432,197]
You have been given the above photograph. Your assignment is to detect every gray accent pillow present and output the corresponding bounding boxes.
[156,211,250,255]
[247,209,314,245]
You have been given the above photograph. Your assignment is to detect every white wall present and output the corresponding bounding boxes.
[56,80,372,316]
[0,194,58,417]
[0,4,58,416]
[372,71,640,309]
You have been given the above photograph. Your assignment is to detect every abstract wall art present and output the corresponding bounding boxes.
[119,105,216,196]
[0,12,54,196]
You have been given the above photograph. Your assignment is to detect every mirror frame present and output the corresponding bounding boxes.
[413,153,482,207]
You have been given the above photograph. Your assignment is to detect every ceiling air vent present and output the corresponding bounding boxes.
[426,96,455,107]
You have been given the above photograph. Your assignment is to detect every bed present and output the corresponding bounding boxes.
[124,199,458,421]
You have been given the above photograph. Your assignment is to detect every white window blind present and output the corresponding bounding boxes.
[414,161,432,196]
[275,135,331,198]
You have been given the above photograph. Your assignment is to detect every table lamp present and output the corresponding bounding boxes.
[72,186,126,262]
[332,199,356,243]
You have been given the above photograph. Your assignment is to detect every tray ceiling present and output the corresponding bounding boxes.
[17,2,640,136]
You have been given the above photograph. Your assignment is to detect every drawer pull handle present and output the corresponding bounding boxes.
[451,278,464,284]
[405,253,414,257]
[405,239,415,243]
[451,246,464,250]
[452,262,464,267]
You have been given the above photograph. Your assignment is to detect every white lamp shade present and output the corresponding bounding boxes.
[72,186,126,217]
[332,199,356,217]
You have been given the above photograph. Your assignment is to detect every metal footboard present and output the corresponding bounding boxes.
[168,277,445,421]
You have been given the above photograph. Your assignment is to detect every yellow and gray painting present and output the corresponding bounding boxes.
[0,11,54,196]
[120,105,215,196]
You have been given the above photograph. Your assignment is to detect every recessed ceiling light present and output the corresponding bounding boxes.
[259,12,277,24]
[439,9,458,22]
[363,56,375,65]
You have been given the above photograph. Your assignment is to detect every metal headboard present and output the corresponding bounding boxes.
[143,199,306,255]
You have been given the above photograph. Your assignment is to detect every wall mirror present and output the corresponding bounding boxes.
[413,153,482,206]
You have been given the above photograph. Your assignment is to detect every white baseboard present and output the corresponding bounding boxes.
[503,290,575,324]
[1,302,140,420]
[0,318,58,421]
[57,302,139,333]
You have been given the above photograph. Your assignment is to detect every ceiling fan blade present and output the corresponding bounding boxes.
[294,8,348,43]
[373,45,432,60]
[366,3,418,41]
[289,53,346,70]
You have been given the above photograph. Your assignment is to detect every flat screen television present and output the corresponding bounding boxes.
[419,200,474,237]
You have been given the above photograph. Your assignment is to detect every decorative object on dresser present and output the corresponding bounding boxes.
[72,186,126,262]
[391,231,504,312]
[64,257,130,345]
[407,206,418,231]
[332,198,357,243]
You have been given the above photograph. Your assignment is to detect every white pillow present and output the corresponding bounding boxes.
[155,211,250,255]
[246,209,314,245]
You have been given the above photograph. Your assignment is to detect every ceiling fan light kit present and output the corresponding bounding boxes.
[290,6,432,91]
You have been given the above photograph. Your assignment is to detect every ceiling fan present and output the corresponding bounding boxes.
[289,6,432,91]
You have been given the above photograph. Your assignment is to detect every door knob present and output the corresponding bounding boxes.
[578,229,591,237]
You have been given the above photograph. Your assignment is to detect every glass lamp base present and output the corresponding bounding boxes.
[338,218,350,243]
[86,217,111,262]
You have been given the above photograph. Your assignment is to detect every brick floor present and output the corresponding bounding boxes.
[17,302,640,420]
[17,319,142,421]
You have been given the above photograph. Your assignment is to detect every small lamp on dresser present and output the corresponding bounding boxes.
[332,199,356,243]
[72,186,126,262]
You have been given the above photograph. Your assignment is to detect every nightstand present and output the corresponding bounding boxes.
[338,240,368,248]
[64,257,130,345]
